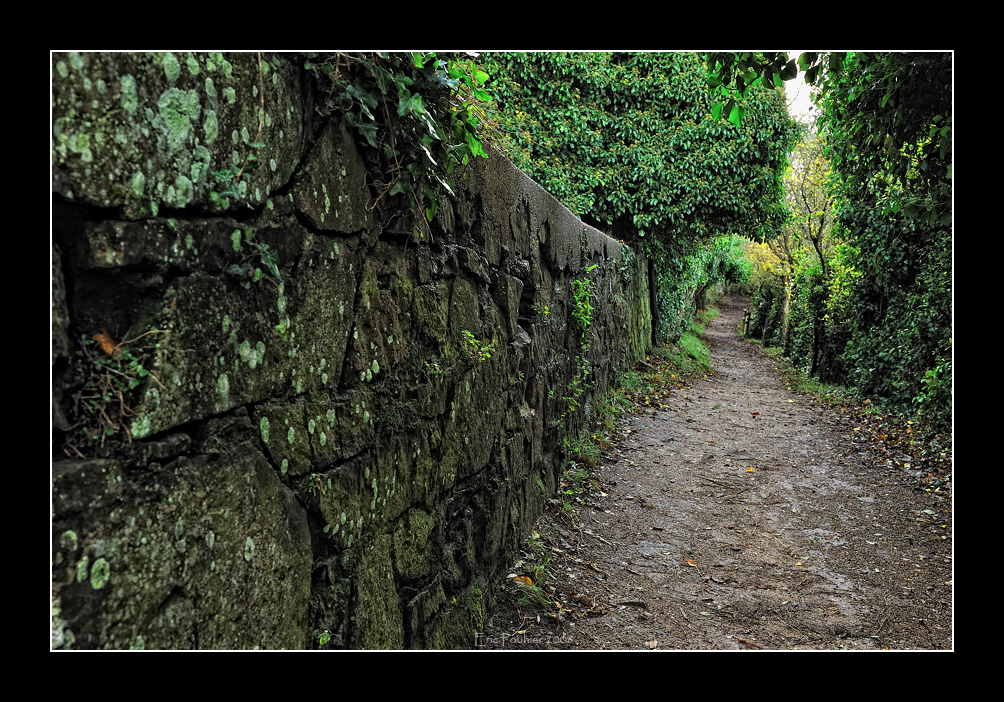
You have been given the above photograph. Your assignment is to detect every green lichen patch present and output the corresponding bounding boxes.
[156,87,200,154]
[90,557,111,589]
[131,171,146,197]
[119,73,138,114]
[60,530,79,551]
[204,110,219,145]
[163,52,181,82]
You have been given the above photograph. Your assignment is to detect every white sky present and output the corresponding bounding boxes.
[784,51,816,123]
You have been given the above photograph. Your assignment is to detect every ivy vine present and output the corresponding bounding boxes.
[304,52,497,238]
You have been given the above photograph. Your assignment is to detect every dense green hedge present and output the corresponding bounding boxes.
[740,52,951,434]
[819,53,952,432]
[479,52,797,341]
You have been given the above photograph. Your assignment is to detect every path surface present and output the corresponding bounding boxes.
[479,295,952,650]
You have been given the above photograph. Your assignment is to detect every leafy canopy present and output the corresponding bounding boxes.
[480,52,800,247]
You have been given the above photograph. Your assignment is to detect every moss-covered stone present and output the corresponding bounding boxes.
[52,54,654,649]
[51,52,304,218]
[350,534,404,649]
[51,416,312,649]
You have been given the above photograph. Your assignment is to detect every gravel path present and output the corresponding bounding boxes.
[478,294,953,650]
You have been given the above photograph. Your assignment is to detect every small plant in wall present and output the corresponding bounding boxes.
[62,328,169,457]
[313,628,333,648]
[209,52,268,211]
[304,52,497,241]
[571,264,598,344]
[307,473,327,495]
[424,360,443,378]
[462,330,494,363]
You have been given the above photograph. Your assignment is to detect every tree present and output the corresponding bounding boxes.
[706,51,952,227]
[783,123,833,279]
[480,52,798,341]
[715,51,952,430]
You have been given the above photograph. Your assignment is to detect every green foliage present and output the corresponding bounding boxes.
[228,227,282,291]
[706,51,846,121]
[912,346,952,430]
[815,52,952,228]
[305,52,494,236]
[707,51,951,227]
[571,270,596,342]
[650,234,750,342]
[462,330,494,363]
[63,329,168,457]
[482,52,798,246]
[732,52,952,434]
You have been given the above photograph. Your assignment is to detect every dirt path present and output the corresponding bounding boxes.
[478,294,953,650]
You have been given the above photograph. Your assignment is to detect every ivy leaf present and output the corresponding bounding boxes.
[398,92,425,116]
[728,104,744,127]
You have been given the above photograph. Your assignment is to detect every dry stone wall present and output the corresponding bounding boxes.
[51,52,653,649]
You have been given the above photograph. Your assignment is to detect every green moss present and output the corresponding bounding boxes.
[218,373,230,399]
[186,54,200,75]
[119,74,139,115]
[60,530,78,551]
[131,171,146,197]
[287,427,295,445]
[204,110,219,145]
[163,52,181,82]
[157,87,197,154]
[132,415,152,439]
[90,558,110,590]
[76,555,90,583]
[171,175,194,207]
[56,60,68,79]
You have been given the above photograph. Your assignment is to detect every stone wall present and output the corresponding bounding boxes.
[51,52,652,649]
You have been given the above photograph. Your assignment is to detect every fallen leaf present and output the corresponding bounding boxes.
[686,559,696,567]
[513,576,533,586]
[92,328,122,358]
[745,468,754,473]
